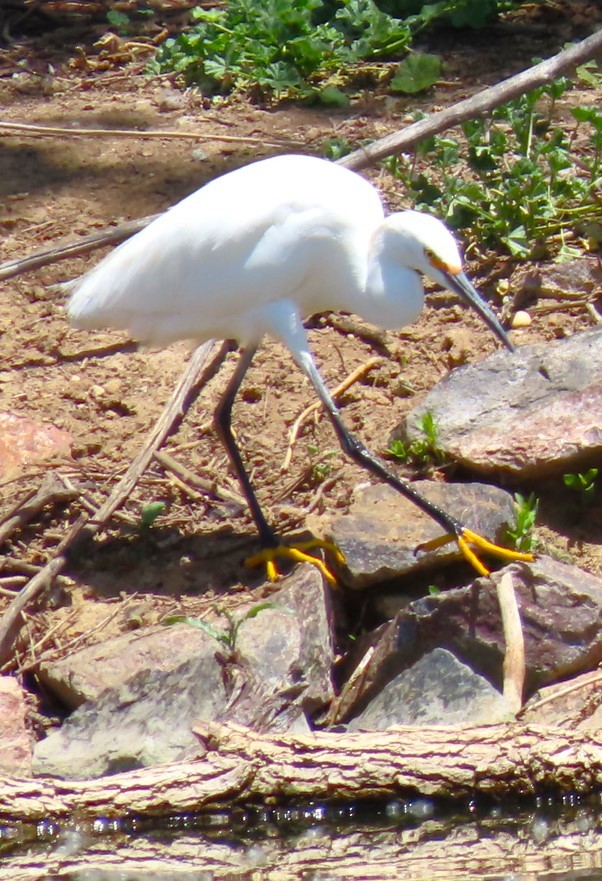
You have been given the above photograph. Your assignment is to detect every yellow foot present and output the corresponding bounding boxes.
[417,527,534,577]
[245,538,345,585]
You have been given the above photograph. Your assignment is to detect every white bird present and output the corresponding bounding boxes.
[68,154,532,582]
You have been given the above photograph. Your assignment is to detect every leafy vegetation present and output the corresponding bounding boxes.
[166,603,276,652]
[506,492,539,553]
[563,468,598,506]
[151,0,533,101]
[388,411,445,468]
[385,74,602,258]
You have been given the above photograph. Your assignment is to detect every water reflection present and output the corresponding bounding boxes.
[2,795,601,881]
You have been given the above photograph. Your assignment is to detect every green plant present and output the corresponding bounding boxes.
[387,411,445,468]
[385,71,602,259]
[506,492,539,553]
[139,501,166,529]
[166,602,276,652]
[307,444,338,481]
[563,468,598,505]
[151,0,532,101]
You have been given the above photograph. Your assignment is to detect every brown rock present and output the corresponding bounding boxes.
[0,676,32,775]
[0,411,71,479]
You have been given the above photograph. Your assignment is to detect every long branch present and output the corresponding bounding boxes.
[339,28,602,169]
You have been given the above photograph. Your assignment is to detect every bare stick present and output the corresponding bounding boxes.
[0,215,160,283]
[0,474,79,547]
[2,31,600,285]
[0,120,295,149]
[0,340,228,665]
[281,357,383,470]
[153,449,246,508]
[497,570,525,712]
[0,721,599,823]
[339,28,602,170]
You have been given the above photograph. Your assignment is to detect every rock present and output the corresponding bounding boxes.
[0,411,71,479]
[0,677,32,775]
[38,623,218,710]
[314,481,516,588]
[397,327,602,478]
[33,645,227,779]
[520,670,602,731]
[33,568,334,779]
[333,556,602,720]
[347,648,513,731]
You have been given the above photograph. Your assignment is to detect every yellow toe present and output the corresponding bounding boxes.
[245,539,342,585]
[416,527,534,577]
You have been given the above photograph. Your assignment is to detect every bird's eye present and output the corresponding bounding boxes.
[424,247,436,262]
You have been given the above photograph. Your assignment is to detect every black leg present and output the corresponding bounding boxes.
[213,343,277,548]
[297,350,461,534]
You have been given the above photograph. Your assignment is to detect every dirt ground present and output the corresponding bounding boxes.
[0,2,601,687]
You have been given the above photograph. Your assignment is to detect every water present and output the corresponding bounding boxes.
[2,795,601,880]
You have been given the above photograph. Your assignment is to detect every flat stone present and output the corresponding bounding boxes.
[313,481,516,588]
[0,676,32,775]
[33,567,334,779]
[0,411,72,479]
[347,648,513,731]
[398,327,602,478]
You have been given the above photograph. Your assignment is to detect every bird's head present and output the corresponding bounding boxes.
[383,211,514,351]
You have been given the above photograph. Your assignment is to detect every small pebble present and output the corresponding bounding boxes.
[511,310,532,328]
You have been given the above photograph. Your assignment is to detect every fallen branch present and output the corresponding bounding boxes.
[0,340,228,665]
[2,31,600,284]
[0,721,599,823]
[0,120,295,149]
[339,28,602,170]
[0,215,161,283]
[0,474,79,547]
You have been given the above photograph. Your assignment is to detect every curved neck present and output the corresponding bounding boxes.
[356,229,425,330]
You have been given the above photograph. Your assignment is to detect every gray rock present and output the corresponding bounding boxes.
[33,644,226,778]
[33,568,334,779]
[347,648,513,731]
[333,556,602,721]
[314,481,516,588]
[397,327,602,478]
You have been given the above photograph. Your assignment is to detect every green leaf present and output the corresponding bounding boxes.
[391,53,440,94]
[107,10,130,28]
[318,85,349,106]
[504,225,529,257]
[140,501,166,529]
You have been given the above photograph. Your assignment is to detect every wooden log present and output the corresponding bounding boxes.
[0,722,599,823]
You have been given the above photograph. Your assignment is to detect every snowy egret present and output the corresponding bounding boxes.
[68,154,532,582]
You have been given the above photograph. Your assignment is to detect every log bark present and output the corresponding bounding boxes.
[0,722,599,823]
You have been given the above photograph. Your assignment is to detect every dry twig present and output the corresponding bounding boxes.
[497,570,525,712]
